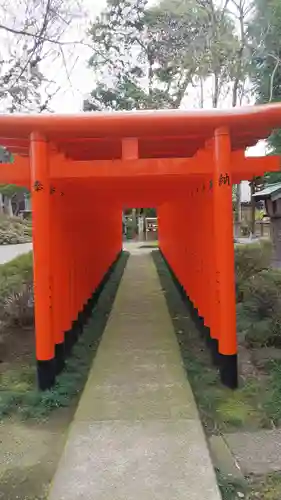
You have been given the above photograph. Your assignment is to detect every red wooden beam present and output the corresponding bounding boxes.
[0,152,279,187]
[0,156,30,186]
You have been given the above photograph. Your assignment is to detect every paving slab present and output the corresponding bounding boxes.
[208,435,245,482]
[49,420,218,500]
[48,253,221,500]
[225,430,281,475]
[74,382,197,421]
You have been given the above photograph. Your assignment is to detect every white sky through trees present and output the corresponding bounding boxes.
[48,0,255,113]
[40,0,107,113]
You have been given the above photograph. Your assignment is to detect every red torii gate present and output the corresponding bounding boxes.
[0,104,280,390]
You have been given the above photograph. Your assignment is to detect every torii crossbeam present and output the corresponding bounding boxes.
[0,104,280,390]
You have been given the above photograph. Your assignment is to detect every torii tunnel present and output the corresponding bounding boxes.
[0,105,280,391]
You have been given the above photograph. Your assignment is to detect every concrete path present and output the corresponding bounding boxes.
[123,240,158,255]
[48,253,221,500]
[0,242,32,264]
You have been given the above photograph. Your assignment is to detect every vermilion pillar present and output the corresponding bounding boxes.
[213,128,237,388]
[50,184,65,373]
[30,133,55,390]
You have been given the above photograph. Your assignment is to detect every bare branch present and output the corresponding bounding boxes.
[0,0,86,113]
[221,0,231,16]
[268,54,281,103]
[8,0,53,89]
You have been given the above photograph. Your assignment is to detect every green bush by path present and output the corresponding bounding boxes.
[235,240,273,301]
[0,252,34,325]
[243,269,281,319]
[3,283,34,327]
[0,251,33,282]
[234,241,281,424]
[234,240,281,348]
[0,215,32,245]
[237,268,281,349]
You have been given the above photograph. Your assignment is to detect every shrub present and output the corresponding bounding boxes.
[242,270,281,319]
[0,253,33,323]
[3,283,34,326]
[0,215,32,245]
[245,319,275,348]
[0,252,33,281]
[241,269,281,348]
[235,240,273,301]
[270,312,281,348]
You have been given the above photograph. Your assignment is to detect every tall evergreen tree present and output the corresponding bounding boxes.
[250,0,281,183]
[84,0,239,111]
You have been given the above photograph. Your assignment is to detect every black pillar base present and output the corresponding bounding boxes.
[77,311,85,332]
[196,315,206,339]
[80,306,87,323]
[37,359,56,390]
[84,301,92,318]
[208,338,221,367]
[65,328,76,356]
[220,354,238,389]
[55,342,65,374]
[71,321,80,340]
[158,250,238,389]
[200,323,209,343]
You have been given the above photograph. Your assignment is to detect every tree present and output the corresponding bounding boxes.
[248,0,281,245]
[85,0,255,233]
[84,0,239,112]
[228,1,254,222]
[0,0,84,113]
[0,147,28,215]
[249,0,281,183]
[0,0,85,215]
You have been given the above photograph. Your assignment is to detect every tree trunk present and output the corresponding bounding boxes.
[235,183,242,223]
[199,77,204,108]
[212,72,219,108]
[26,195,31,211]
[0,193,4,214]
[3,196,13,216]
[250,182,256,236]
[131,208,137,238]
[271,218,281,267]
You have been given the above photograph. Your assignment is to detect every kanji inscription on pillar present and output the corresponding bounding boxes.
[218,173,230,186]
[33,180,43,192]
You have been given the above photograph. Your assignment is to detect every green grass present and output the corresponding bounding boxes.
[217,472,281,500]
[0,214,32,244]
[263,360,281,426]
[216,470,248,500]
[0,252,128,420]
[248,473,281,500]
[0,251,33,278]
[0,251,33,303]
